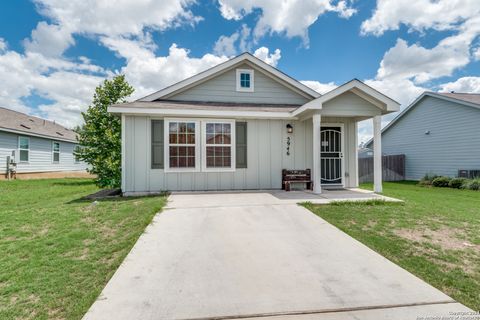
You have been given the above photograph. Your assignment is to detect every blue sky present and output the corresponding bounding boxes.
[0,0,479,141]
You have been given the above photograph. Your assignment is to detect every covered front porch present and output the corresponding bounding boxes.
[293,80,400,194]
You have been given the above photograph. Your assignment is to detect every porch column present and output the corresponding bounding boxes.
[312,113,322,194]
[373,115,382,193]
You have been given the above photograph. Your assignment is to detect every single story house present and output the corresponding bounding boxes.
[0,107,88,179]
[109,53,400,195]
[367,92,480,180]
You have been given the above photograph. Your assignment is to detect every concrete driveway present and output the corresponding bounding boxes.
[83,192,473,320]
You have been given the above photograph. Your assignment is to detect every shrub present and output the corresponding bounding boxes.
[463,178,480,191]
[432,176,451,187]
[448,178,467,189]
[419,173,438,186]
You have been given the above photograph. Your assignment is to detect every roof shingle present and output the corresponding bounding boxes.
[0,107,78,142]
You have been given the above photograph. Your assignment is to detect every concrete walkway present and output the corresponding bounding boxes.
[83,193,473,320]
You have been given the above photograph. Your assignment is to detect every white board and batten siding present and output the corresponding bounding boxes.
[165,63,309,105]
[123,116,358,193]
[381,96,480,180]
[0,131,87,173]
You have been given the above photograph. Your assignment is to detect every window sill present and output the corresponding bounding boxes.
[202,168,236,173]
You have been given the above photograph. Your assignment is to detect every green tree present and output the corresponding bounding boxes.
[76,75,134,188]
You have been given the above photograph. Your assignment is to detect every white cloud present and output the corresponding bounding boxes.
[376,38,471,84]
[361,0,480,36]
[300,80,337,94]
[213,32,240,57]
[23,22,74,57]
[473,47,480,60]
[33,0,201,37]
[213,24,253,56]
[0,49,106,127]
[217,0,355,46]
[0,38,7,52]
[253,47,281,67]
[439,77,480,93]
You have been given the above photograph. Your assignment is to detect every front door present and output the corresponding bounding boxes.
[320,125,344,186]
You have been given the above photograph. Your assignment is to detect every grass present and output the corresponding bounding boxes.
[0,178,167,320]
[303,181,480,311]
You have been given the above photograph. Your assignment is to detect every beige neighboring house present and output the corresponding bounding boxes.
[0,107,89,180]
[109,53,400,195]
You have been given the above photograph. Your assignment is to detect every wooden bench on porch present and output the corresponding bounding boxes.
[282,169,313,191]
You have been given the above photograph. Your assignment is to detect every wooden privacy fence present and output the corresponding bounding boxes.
[359,154,405,183]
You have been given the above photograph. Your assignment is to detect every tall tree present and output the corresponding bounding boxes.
[76,75,134,188]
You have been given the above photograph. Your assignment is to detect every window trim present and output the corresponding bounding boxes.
[201,120,236,172]
[164,118,201,173]
[236,69,254,92]
[52,141,60,163]
[18,136,30,163]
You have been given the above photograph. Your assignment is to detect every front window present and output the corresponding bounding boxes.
[203,121,235,171]
[52,141,60,163]
[19,137,29,162]
[165,120,199,171]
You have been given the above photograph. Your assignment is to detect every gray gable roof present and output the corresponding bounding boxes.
[0,107,78,142]
[365,91,480,148]
[435,92,480,106]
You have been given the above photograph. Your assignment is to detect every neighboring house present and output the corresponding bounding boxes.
[109,53,400,195]
[367,92,480,180]
[0,107,88,179]
[358,147,374,158]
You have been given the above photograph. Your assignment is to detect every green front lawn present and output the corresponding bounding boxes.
[0,178,167,320]
[304,181,480,310]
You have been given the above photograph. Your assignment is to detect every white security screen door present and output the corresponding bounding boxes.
[320,126,343,185]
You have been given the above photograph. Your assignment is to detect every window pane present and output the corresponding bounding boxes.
[20,150,28,162]
[169,122,178,133]
[187,133,195,144]
[53,142,60,152]
[53,152,60,162]
[19,137,29,149]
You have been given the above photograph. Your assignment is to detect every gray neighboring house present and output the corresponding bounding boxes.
[0,107,88,179]
[368,92,480,180]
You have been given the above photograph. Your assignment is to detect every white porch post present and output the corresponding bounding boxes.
[313,113,322,194]
[373,115,382,193]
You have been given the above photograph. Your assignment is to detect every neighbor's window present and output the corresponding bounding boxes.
[18,136,29,162]
[166,120,198,171]
[203,121,235,171]
[236,69,254,92]
[52,141,60,163]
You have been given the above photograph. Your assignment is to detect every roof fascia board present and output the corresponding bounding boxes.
[108,106,297,120]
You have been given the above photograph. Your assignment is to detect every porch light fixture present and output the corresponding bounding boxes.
[286,124,293,134]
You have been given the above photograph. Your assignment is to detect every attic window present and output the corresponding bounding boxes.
[236,69,254,92]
